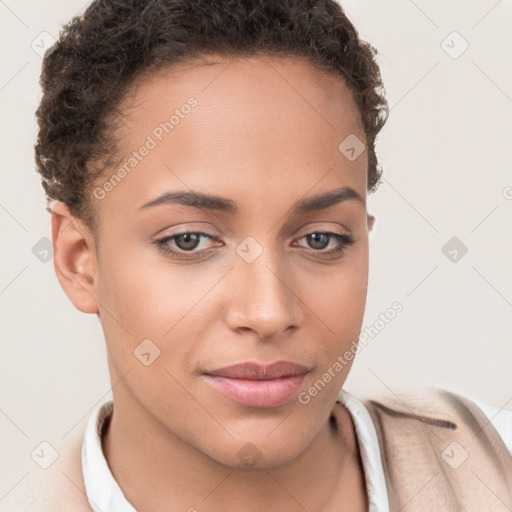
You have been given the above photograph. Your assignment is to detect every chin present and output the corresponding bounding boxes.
[202,421,312,470]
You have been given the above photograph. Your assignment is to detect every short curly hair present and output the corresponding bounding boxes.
[35,0,388,233]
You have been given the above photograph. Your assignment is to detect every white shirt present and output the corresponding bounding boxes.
[81,390,512,512]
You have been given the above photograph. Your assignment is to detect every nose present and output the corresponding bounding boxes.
[224,245,303,340]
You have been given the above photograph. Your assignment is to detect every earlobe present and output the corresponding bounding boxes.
[367,213,375,234]
[51,201,99,314]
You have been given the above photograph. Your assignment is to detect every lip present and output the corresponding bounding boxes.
[203,361,310,408]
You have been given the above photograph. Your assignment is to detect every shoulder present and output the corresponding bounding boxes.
[358,385,512,459]
[0,426,92,512]
[354,386,512,510]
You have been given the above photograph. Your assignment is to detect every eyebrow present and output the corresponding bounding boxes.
[139,185,364,214]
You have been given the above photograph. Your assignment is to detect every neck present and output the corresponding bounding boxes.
[102,393,366,512]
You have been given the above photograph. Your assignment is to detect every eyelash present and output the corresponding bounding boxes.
[153,230,354,260]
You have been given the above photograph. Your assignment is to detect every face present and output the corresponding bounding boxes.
[58,55,370,468]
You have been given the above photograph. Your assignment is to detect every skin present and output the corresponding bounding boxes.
[52,54,372,511]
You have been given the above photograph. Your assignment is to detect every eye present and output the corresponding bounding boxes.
[154,231,219,259]
[294,231,354,257]
[153,230,354,261]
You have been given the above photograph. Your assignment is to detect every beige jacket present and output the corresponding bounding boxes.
[1,424,91,512]
[3,387,511,511]
[364,387,512,511]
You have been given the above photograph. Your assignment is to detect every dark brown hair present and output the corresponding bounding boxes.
[35,0,388,232]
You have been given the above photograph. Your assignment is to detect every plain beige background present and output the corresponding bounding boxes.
[1,0,511,501]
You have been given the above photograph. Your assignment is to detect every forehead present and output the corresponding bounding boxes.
[117,55,364,146]
[122,54,363,136]
[96,55,367,218]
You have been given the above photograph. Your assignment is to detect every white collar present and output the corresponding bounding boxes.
[336,390,390,512]
[81,400,137,511]
[81,389,390,511]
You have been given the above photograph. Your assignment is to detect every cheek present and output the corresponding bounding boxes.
[97,240,195,331]
[95,243,222,375]
[311,243,369,328]
[303,244,368,375]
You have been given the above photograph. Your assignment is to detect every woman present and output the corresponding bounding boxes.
[18,0,512,510]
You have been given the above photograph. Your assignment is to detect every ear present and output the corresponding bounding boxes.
[367,213,375,234]
[51,201,99,314]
